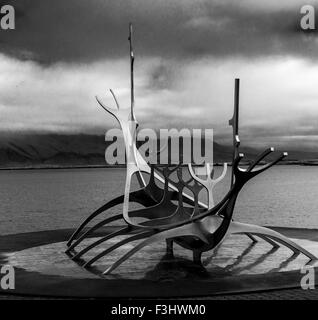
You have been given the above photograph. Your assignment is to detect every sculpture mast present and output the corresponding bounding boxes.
[128,22,135,122]
[128,23,145,187]
[229,78,240,187]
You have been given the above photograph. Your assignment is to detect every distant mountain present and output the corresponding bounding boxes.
[0,133,107,168]
[0,133,317,169]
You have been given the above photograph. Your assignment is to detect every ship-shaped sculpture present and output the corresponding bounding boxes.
[66,24,317,275]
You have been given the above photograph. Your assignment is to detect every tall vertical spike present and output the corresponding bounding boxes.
[229,78,240,187]
[128,23,144,187]
[128,22,135,121]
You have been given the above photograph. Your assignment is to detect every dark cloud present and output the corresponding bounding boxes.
[1,0,318,153]
[147,62,177,90]
[0,0,317,64]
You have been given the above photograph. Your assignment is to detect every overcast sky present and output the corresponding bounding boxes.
[0,0,317,149]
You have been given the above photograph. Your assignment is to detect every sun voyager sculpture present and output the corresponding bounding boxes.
[66,23,317,276]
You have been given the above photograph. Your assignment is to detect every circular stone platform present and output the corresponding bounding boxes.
[0,227,317,298]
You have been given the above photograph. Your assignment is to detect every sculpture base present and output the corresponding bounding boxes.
[0,227,317,298]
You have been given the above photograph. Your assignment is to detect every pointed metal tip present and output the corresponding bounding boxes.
[103,267,112,275]
[128,23,133,40]
[95,95,102,106]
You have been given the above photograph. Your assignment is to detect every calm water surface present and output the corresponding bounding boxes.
[0,166,318,235]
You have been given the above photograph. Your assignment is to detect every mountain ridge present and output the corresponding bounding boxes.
[0,133,317,169]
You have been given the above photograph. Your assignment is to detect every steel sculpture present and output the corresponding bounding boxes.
[66,23,317,274]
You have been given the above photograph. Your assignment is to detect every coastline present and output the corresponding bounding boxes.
[0,161,315,171]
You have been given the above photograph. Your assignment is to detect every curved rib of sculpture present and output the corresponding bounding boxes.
[66,23,317,274]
